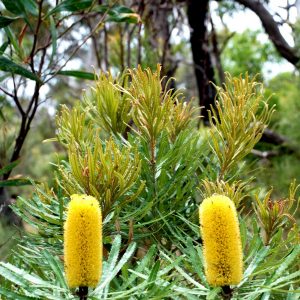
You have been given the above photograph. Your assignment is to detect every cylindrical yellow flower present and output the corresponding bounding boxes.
[64,194,102,288]
[199,195,243,286]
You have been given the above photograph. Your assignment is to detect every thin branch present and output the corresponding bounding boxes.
[209,13,225,84]
[44,4,113,84]
[0,86,14,99]
[251,149,279,159]
[119,25,125,71]
[12,73,25,116]
[235,0,299,65]
[34,15,86,55]
[29,0,44,73]
[103,24,109,70]
[86,17,102,69]
[161,9,178,68]
[219,32,235,54]
[137,23,142,65]
[127,24,136,67]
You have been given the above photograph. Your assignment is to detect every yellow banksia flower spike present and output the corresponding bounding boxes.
[64,194,102,289]
[199,195,243,287]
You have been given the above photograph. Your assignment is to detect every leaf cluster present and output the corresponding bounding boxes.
[1,68,299,299]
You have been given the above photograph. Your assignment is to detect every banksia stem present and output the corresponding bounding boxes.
[64,194,102,293]
[199,195,243,288]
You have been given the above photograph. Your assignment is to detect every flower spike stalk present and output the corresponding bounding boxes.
[199,195,243,288]
[64,194,102,297]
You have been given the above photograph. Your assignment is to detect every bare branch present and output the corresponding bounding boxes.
[44,4,113,84]
[235,0,299,65]
[0,87,14,99]
[29,0,44,73]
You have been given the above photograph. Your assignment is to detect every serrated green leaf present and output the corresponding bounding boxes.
[41,250,68,289]
[98,235,121,286]
[206,287,222,300]
[269,245,300,282]
[0,287,36,300]
[0,265,29,288]
[148,260,160,288]
[93,239,136,293]
[0,56,41,82]
[0,262,63,290]
[240,246,270,285]
[186,239,208,288]
[121,244,156,289]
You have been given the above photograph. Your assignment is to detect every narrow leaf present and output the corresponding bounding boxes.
[0,16,20,28]
[1,0,24,15]
[0,287,35,300]
[148,260,160,288]
[56,70,96,80]
[0,41,9,55]
[0,57,41,82]
[41,250,68,289]
[46,0,93,17]
[0,178,33,187]
[0,160,19,176]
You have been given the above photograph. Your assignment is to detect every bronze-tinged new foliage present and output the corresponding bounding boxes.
[199,195,243,286]
[1,67,300,300]
[127,65,174,144]
[59,136,144,218]
[201,179,249,209]
[56,106,95,146]
[168,100,199,142]
[84,72,132,136]
[119,65,197,143]
[254,180,300,245]
[64,194,102,288]
[209,73,274,179]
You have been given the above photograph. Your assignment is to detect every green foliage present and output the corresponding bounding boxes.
[56,70,96,81]
[254,181,300,246]
[0,57,40,82]
[0,68,299,299]
[252,72,300,198]
[209,73,274,180]
[84,71,131,136]
[221,30,280,79]
[60,137,144,219]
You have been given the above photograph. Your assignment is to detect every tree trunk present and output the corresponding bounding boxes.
[187,0,216,123]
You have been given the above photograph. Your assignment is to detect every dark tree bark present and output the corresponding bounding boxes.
[187,0,216,123]
[143,0,178,89]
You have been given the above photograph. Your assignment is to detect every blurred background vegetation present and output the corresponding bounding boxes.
[1,0,300,260]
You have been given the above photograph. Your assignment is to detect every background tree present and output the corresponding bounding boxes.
[1,0,300,225]
[0,0,141,222]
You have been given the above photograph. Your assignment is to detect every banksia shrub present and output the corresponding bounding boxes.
[64,194,102,288]
[199,195,243,287]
